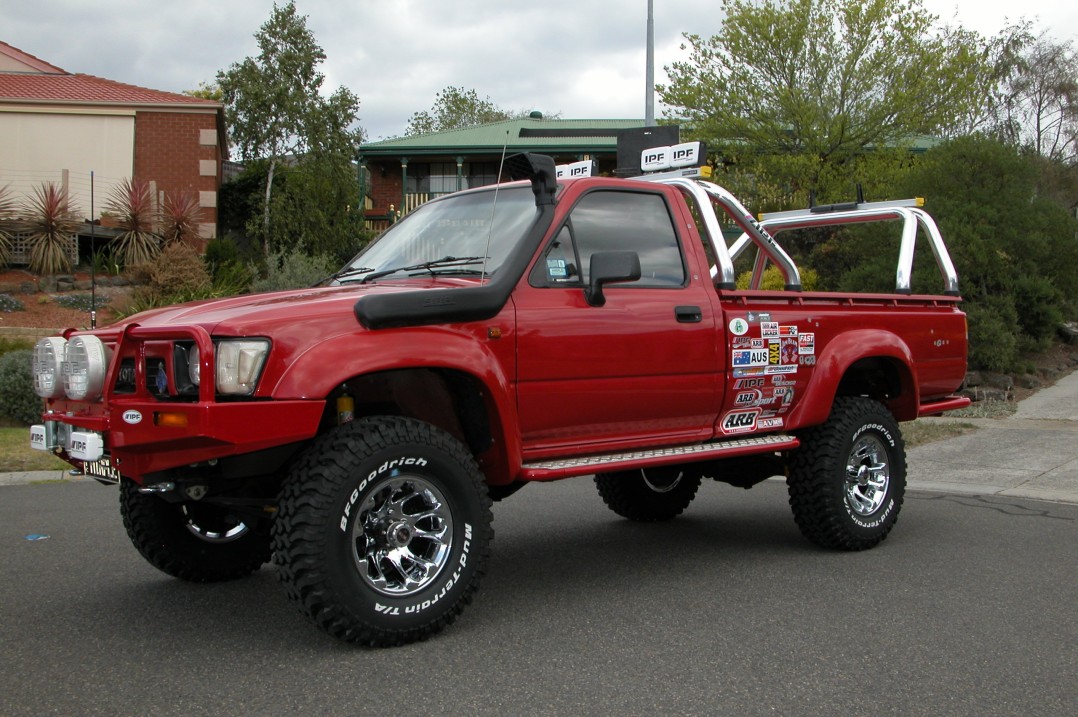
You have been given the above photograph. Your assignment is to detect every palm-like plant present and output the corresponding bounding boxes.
[159,190,203,247]
[24,182,80,275]
[0,185,16,268]
[105,178,160,267]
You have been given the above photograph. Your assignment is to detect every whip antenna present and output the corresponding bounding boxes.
[89,170,96,329]
[481,129,510,283]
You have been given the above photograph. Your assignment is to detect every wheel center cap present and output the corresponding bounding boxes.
[388,521,412,548]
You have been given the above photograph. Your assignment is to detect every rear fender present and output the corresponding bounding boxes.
[787,330,918,427]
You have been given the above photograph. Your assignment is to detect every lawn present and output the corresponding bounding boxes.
[0,427,70,472]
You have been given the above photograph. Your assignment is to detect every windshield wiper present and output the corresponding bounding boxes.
[359,256,487,284]
[311,266,374,287]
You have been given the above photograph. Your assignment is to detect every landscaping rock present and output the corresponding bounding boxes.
[19,282,36,295]
[75,280,93,290]
[963,370,983,388]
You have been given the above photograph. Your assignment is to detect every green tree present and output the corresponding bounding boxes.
[405,86,516,135]
[999,33,1078,162]
[660,0,987,186]
[217,1,362,256]
[184,82,223,102]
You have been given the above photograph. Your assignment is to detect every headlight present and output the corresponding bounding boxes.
[33,337,68,398]
[64,335,111,400]
[216,339,269,396]
[187,344,201,387]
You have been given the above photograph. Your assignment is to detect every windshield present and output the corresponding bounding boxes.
[335,186,538,284]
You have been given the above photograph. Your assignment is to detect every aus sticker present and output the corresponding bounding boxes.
[721,409,759,435]
[733,349,769,367]
[729,317,750,336]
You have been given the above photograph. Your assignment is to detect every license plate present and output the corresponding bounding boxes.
[84,456,122,484]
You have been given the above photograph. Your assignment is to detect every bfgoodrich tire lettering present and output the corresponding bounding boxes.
[119,479,271,582]
[273,416,493,646]
[786,397,906,550]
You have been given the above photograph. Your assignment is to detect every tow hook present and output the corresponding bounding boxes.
[138,482,175,494]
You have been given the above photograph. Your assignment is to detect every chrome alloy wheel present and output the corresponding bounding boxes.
[181,504,250,543]
[351,476,453,596]
[845,434,890,516]
[641,468,684,494]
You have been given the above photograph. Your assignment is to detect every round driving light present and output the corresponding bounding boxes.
[63,335,110,401]
[33,337,68,398]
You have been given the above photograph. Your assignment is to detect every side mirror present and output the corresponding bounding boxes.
[585,251,641,306]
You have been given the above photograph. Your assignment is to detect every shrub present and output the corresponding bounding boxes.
[1013,275,1064,347]
[151,243,211,295]
[965,295,1020,373]
[0,184,16,268]
[251,249,337,293]
[105,178,160,268]
[24,182,79,275]
[0,293,26,312]
[0,350,42,426]
[736,265,819,291]
[53,293,111,312]
[159,190,203,247]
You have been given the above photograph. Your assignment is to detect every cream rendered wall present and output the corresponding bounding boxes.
[0,108,134,219]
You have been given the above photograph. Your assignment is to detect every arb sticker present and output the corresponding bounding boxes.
[721,409,759,435]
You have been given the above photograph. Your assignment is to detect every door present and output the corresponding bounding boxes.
[514,187,721,456]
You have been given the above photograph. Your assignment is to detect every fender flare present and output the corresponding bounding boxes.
[268,327,523,480]
[788,329,919,427]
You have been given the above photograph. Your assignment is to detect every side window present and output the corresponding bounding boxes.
[558,191,686,288]
[542,225,582,283]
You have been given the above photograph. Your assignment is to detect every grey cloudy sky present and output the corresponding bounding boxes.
[2,0,1075,142]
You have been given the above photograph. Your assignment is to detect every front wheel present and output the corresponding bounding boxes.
[595,466,703,521]
[119,479,271,582]
[786,397,906,550]
[273,417,493,646]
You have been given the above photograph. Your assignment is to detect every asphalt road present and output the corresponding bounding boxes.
[2,478,1075,717]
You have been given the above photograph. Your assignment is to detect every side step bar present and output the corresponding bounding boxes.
[521,434,800,481]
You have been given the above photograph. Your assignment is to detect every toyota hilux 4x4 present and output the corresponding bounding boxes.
[30,145,969,646]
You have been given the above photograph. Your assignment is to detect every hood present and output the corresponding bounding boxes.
[112,278,481,337]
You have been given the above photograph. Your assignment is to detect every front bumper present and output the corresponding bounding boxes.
[32,399,325,483]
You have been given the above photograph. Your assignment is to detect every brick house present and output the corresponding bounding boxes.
[0,40,226,256]
[357,114,646,229]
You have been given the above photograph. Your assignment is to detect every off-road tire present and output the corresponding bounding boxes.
[594,466,702,521]
[119,479,271,582]
[273,416,493,646]
[787,397,906,550]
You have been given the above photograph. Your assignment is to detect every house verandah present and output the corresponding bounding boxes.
[356,114,645,230]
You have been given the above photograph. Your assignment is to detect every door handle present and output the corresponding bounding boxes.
[675,305,702,323]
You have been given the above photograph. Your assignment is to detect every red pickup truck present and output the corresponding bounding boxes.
[30,148,969,646]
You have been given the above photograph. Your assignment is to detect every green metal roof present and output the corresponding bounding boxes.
[359,117,646,157]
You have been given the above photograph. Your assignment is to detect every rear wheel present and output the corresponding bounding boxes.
[786,397,906,550]
[119,479,271,582]
[594,466,702,521]
[273,416,493,646]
